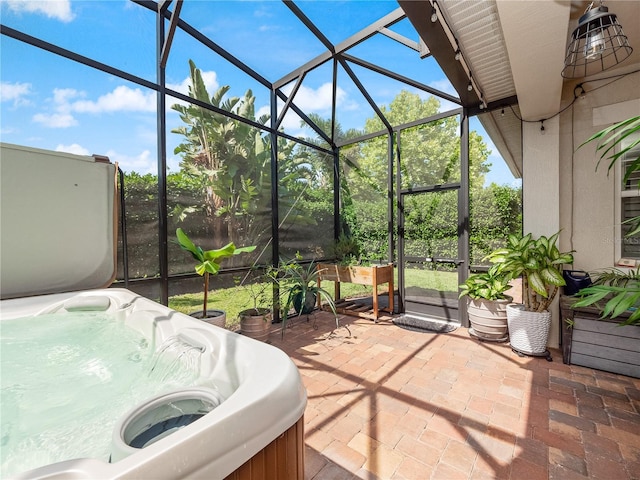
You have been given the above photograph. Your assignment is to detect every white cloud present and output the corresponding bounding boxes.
[1,81,32,106]
[71,85,155,113]
[55,143,90,156]
[253,4,274,19]
[272,106,307,134]
[31,88,80,127]
[51,146,158,174]
[106,149,155,175]
[258,83,356,137]
[53,87,82,106]
[167,77,192,97]
[167,70,219,96]
[257,103,303,134]
[32,85,157,128]
[258,24,278,32]
[198,71,219,96]
[271,82,352,135]
[256,105,271,122]
[0,127,17,135]
[5,0,75,22]
[33,88,84,128]
[32,112,77,128]
[286,83,345,112]
[167,70,219,108]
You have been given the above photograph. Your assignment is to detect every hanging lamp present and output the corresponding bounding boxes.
[562,1,633,78]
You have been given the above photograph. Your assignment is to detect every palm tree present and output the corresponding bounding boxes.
[171,60,271,247]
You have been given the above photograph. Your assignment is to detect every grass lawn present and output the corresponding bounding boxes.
[403,268,459,293]
[168,267,459,329]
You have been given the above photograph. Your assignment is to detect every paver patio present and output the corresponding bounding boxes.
[268,310,640,479]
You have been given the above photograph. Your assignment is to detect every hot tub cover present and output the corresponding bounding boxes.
[0,143,117,299]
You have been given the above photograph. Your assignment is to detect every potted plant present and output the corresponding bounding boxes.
[277,256,338,338]
[486,232,574,358]
[237,267,274,342]
[572,267,640,325]
[559,268,640,377]
[330,232,363,266]
[176,228,255,328]
[459,265,512,342]
[317,235,394,321]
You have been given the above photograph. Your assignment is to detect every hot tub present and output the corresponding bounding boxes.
[1,289,306,479]
[0,144,306,479]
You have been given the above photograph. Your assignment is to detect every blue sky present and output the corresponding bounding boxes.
[0,0,519,186]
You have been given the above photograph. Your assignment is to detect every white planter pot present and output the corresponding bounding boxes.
[189,310,226,329]
[506,304,551,355]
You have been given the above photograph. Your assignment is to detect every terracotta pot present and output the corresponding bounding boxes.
[467,297,511,342]
[239,308,272,342]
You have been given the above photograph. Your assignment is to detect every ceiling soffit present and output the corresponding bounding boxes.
[440,0,516,105]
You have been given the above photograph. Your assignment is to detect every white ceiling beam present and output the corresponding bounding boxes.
[496,0,571,121]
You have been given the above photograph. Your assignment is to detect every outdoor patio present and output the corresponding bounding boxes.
[267,311,640,480]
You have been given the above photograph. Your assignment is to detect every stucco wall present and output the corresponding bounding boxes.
[522,68,639,349]
[558,70,640,273]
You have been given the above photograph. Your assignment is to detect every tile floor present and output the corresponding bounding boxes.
[267,311,640,480]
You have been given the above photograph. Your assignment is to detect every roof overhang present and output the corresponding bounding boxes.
[399,0,640,180]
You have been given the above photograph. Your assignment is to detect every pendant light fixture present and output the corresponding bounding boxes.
[562,0,633,78]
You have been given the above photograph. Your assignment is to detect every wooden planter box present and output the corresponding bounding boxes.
[316,263,394,321]
[560,296,640,378]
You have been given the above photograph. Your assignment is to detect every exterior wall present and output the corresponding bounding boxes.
[554,69,640,350]
[523,117,562,347]
[523,68,639,349]
[558,70,640,273]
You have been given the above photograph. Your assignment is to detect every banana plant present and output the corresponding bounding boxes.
[171,60,271,248]
[486,232,574,312]
[176,228,255,317]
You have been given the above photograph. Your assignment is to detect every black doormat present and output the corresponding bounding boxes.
[393,315,459,334]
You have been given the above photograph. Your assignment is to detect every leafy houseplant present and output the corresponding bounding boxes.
[459,265,511,301]
[331,233,363,266]
[487,232,573,312]
[572,267,640,325]
[176,228,255,326]
[276,256,337,338]
[459,265,512,342]
[486,232,574,356]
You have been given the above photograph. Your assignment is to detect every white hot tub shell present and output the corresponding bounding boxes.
[1,289,306,479]
[0,143,307,479]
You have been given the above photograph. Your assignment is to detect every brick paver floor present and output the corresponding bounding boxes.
[267,310,640,480]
